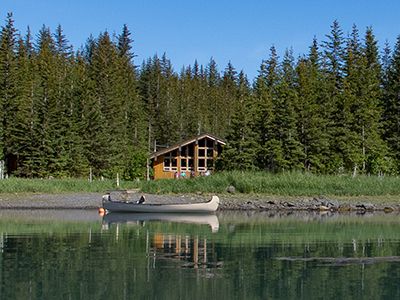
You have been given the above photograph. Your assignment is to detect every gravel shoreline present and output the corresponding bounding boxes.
[0,192,217,209]
[0,193,103,209]
[0,192,399,213]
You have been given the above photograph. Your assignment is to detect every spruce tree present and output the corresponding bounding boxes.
[198,64,209,135]
[321,20,346,172]
[117,24,148,173]
[254,45,280,171]
[34,25,69,177]
[61,47,90,177]
[295,38,330,172]
[157,53,180,147]
[382,40,391,99]
[0,13,17,170]
[13,27,39,177]
[118,24,136,61]
[383,36,400,172]
[205,58,221,136]
[322,20,345,93]
[222,71,259,170]
[138,55,160,153]
[192,60,204,136]
[358,27,386,173]
[274,48,305,171]
[86,31,130,176]
[52,24,89,177]
[336,24,363,171]
[220,61,238,137]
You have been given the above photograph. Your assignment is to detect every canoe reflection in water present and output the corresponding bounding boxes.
[102,212,219,232]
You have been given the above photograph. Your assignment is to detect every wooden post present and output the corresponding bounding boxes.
[194,140,198,175]
[89,167,92,182]
[147,158,150,181]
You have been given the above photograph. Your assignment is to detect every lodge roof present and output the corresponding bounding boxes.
[149,133,226,159]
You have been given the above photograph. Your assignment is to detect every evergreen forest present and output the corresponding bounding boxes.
[2,13,400,179]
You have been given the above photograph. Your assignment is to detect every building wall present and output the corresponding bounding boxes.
[151,137,222,180]
[152,154,172,179]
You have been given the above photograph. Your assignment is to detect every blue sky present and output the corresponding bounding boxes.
[2,0,400,80]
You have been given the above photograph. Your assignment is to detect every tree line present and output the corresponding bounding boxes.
[224,21,400,175]
[1,13,400,178]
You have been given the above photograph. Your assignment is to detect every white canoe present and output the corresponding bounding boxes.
[102,195,219,213]
[102,213,219,232]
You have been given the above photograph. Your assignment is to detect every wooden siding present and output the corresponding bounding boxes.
[150,134,225,180]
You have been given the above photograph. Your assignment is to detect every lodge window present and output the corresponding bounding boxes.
[198,159,205,168]
[188,144,194,156]
[181,147,187,156]
[181,158,194,171]
[180,145,194,171]
[197,138,215,172]
[163,153,178,171]
[181,159,187,168]
[181,158,187,171]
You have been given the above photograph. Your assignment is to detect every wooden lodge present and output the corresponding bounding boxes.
[149,133,226,179]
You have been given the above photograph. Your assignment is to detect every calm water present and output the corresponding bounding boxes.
[1,209,400,299]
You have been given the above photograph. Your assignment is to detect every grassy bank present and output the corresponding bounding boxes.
[1,171,400,197]
[141,171,400,196]
[0,177,140,194]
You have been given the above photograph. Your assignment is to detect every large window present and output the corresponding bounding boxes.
[197,139,214,172]
[163,150,178,171]
[180,144,194,171]
[181,158,194,171]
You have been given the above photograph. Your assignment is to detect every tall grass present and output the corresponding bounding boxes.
[0,178,140,194]
[1,171,400,196]
[141,170,400,196]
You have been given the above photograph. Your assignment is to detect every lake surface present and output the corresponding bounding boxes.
[1,209,400,299]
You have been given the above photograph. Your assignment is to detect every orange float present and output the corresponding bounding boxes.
[99,207,105,216]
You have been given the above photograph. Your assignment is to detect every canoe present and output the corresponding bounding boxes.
[102,212,219,232]
[102,194,219,213]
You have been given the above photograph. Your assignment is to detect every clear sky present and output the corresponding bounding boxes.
[2,0,400,80]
